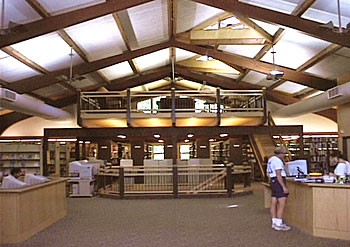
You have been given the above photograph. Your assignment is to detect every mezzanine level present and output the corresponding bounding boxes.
[79,88,266,128]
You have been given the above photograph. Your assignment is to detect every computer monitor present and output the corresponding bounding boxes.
[286,159,308,176]
[24,173,49,185]
[1,175,27,189]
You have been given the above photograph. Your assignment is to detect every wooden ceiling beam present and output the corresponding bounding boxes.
[174,40,336,90]
[0,0,153,48]
[107,66,172,91]
[7,41,172,93]
[291,0,317,17]
[25,0,109,91]
[192,0,350,48]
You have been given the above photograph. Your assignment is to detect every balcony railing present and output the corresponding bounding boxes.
[96,164,252,199]
[79,88,266,126]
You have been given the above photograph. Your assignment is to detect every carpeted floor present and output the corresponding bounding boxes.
[2,183,350,247]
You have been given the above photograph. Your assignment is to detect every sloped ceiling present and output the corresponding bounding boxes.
[1,0,350,132]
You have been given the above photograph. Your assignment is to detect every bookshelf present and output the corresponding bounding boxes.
[303,134,338,172]
[210,141,229,164]
[0,139,42,175]
[47,141,76,177]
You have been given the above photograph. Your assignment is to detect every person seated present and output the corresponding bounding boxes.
[10,167,23,179]
[329,152,350,177]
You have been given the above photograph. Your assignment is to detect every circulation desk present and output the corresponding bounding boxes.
[264,180,350,240]
[0,178,67,244]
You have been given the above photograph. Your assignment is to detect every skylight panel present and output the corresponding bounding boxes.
[218,45,264,59]
[99,61,134,80]
[177,0,225,33]
[127,0,169,49]
[11,32,82,71]
[302,0,350,27]
[238,0,299,14]
[274,81,308,94]
[36,0,105,15]
[261,30,330,69]
[175,48,197,62]
[65,14,127,61]
[0,51,41,82]
[134,49,169,72]
[2,0,41,28]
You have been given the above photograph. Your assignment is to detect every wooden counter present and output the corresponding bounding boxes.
[263,180,350,240]
[0,178,67,244]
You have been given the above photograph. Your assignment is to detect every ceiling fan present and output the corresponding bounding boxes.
[59,47,85,84]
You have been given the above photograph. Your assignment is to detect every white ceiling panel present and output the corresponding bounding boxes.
[306,47,350,80]
[302,0,350,28]
[177,0,225,33]
[11,32,84,71]
[238,0,301,14]
[249,19,281,36]
[0,50,41,83]
[127,0,169,49]
[260,29,331,69]
[215,73,241,80]
[219,45,264,58]
[2,0,41,28]
[65,15,127,61]
[134,48,170,72]
[175,48,197,62]
[242,70,278,87]
[36,0,105,15]
[273,81,308,94]
[99,61,134,80]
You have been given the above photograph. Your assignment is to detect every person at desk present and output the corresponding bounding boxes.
[267,146,291,231]
[10,167,23,179]
[329,152,350,177]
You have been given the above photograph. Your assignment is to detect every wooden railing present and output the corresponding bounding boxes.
[96,164,251,198]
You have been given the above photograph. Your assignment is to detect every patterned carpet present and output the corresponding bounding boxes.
[3,183,349,247]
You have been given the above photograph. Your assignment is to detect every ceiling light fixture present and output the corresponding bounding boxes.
[266,46,284,80]
[196,55,213,62]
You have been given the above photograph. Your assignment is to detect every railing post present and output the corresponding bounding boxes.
[126,88,131,127]
[173,165,178,198]
[171,87,176,127]
[77,90,82,127]
[172,134,178,198]
[119,168,125,199]
[226,164,233,197]
[262,87,267,125]
[216,87,221,126]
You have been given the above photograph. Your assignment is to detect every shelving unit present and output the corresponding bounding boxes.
[47,142,76,177]
[241,138,258,179]
[210,141,229,164]
[0,140,42,175]
[303,134,338,172]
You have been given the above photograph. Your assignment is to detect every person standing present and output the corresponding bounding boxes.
[267,146,291,231]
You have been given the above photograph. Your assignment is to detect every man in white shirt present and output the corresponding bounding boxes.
[267,146,291,231]
[329,152,350,177]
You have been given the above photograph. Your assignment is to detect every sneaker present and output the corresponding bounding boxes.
[272,223,291,231]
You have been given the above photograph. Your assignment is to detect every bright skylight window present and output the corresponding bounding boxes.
[11,32,80,71]
[0,50,41,82]
[274,81,308,95]
[134,49,169,72]
[65,14,127,61]
[99,61,134,80]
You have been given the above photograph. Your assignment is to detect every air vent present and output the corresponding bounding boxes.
[0,88,17,102]
[327,86,342,99]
